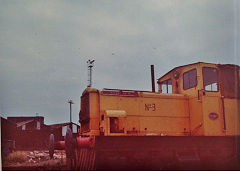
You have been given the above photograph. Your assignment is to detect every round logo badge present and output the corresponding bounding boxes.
[209,112,219,120]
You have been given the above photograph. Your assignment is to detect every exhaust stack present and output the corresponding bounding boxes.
[151,65,155,92]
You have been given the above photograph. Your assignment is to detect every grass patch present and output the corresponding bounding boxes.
[4,151,28,164]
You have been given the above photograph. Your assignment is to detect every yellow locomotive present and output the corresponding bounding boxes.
[77,62,240,170]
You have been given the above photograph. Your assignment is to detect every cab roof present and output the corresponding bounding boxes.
[157,62,239,83]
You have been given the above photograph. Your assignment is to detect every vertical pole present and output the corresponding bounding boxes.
[70,102,72,123]
[68,100,74,130]
[89,66,92,87]
[87,60,95,87]
[151,65,155,92]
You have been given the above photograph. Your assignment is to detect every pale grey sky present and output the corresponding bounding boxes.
[0,0,239,124]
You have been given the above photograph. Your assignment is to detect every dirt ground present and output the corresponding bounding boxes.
[2,150,67,170]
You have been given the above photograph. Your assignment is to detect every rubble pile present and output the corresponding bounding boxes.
[26,150,66,163]
[3,150,67,170]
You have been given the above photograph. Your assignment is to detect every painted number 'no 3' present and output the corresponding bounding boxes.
[145,103,156,111]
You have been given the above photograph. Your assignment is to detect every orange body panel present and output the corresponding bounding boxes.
[79,62,240,137]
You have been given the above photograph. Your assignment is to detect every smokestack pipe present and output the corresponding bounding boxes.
[151,65,155,92]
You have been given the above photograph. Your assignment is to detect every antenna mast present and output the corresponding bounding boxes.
[68,99,74,124]
[87,59,95,87]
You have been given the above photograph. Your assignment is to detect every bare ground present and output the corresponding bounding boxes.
[3,150,67,170]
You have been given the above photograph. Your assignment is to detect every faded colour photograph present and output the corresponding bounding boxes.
[1,0,240,170]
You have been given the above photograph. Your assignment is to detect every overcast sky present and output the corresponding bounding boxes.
[0,0,239,125]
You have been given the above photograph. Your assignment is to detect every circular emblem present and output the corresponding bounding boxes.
[209,112,219,120]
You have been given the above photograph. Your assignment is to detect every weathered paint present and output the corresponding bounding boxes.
[80,62,240,137]
[77,62,240,169]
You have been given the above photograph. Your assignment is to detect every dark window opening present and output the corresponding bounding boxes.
[160,79,172,94]
[203,67,218,92]
[219,65,239,98]
[183,69,197,90]
[110,117,124,133]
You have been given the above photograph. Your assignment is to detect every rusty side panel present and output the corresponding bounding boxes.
[79,93,90,132]
[219,64,240,99]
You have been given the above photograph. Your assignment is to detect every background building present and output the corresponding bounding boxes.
[1,116,80,150]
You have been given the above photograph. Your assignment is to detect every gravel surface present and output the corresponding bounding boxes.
[3,150,66,170]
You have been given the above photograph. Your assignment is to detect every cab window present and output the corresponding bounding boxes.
[160,79,172,94]
[183,69,197,90]
[203,67,218,91]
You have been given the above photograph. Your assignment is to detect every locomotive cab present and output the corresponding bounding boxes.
[158,62,240,136]
[158,62,239,97]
